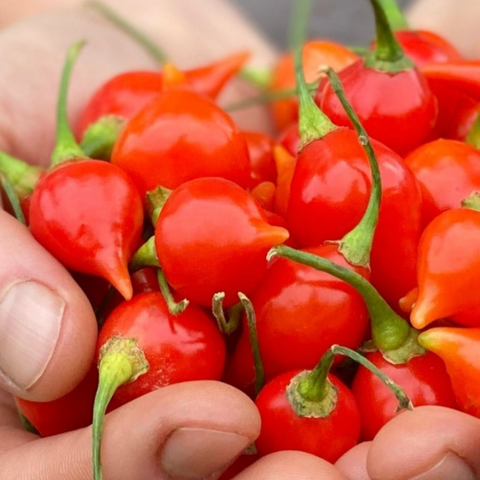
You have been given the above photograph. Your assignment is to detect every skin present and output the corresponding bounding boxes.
[1,0,480,478]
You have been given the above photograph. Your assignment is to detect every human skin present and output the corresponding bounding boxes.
[0,1,480,479]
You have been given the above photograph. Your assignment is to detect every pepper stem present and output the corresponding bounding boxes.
[212,292,242,335]
[268,245,410,352]
[0,151,43,200]
[129,237,160,272]
[146,186,172,226]
[291,0,336,149]
[462,191,480,212]
[365,0,413,72]
[50,41,87,167]
[157,270,189,316]
[376,0,409,30]
[87,1,167,65]
[298,345,413,412]
[466,109,480,151]
[238,293,265,395]
[80,115,125,161]
[322,67,381,268]
[0,174,26,225]
[93,337,149,480]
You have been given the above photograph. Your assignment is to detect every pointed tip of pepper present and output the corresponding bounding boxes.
[255,222,290,249]
[162,63,188,90]
[104,265,133,301]
[410,300,436,330]
[417,328,449,353]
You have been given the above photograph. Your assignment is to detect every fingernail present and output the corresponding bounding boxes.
[0,281,64,390]
[159,428,250,480]
[412,452,475,480]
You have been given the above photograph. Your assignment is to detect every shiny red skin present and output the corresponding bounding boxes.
[16,367,98,437]
[394,30,462,67]
[99,292,226,410]
[351,351,457,441]
[243,130,277,188]
[443,99,479,142]
[155,178,289,308]
[76,51,249,137]
[255,370,361,462]
[224,244,369,391]
[29,160,144,300]
[405,139,480,227]
[320,60,437,155]
[277,122,300,157]
[111,90,251,198]
[287,128,423,308]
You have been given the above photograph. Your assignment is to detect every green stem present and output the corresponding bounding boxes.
[298,345,412,411]
[50,41,87,167]
[146,186,171,226]
[466,108,480,151]
[157,270,189,316]
[239,67,272,90]
[93,337,149,480]
[291,0,336,148]
[212,292,242,335]
[0,174,26,225]
[80,115,125,161]
[268,246,410,352]
[376,0,409,30]
[129,237,160,272]
[322,68,381,268]
[0,151,43,200]
[462,191,480,212]
[365,0,413,73]
[87,1,167,65]
[238,293,265,395]
[224,81,318,112]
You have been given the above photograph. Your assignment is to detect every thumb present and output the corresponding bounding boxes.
[0,381,260,480]
[0,210,97,401]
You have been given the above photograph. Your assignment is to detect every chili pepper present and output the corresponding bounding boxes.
[273,145,296,218]
[93,291,226,480]
[418,327,480,418]
[111,89,251,200]
[320,0,437,155]
[243,130,277,188]
[250,181,276,211]
[27,42,144,300]
[15,367,98,437]
[442,96,479,142]
[277,122,300,157]
[255,345,411,462]
[218,453,258,480]
[153,177,289,308]
[411,201,480,329]
[405,139,480,227]
[373,0,462,67]
[268,40,358,131]
[287,37,422,309]
[269,245,455,439]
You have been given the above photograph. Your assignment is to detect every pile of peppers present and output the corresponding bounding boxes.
[2,0,480,478]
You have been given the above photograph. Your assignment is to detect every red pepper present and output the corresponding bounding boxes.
[250,181,276,211]
[93,291,226,479]
[254,346,411,462]
[405,139,480,227]
[243,130,277,188]
[268,40,358,131]
[277,122,300,157]
[419,327,480,418]
[154,177,289,308]
[411,203,480,329]
[272,145,296,218]
[319,0,437,155]
[372,0,462,67]
[111,88,251,200]
[28,42,144,300]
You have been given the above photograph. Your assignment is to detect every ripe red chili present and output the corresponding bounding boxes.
[155,177,289,308]
[243,130,277,188]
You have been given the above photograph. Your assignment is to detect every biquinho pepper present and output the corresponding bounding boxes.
[319,0,437,155]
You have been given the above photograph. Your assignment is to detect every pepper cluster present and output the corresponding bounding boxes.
[1,0,480,478]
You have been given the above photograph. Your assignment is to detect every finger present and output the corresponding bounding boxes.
[407,0,480,58]
[0,210,97,401]
[368,406,480,480]
[336,442,371,480]
[0,381,260,480]
[234,451,348,480]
